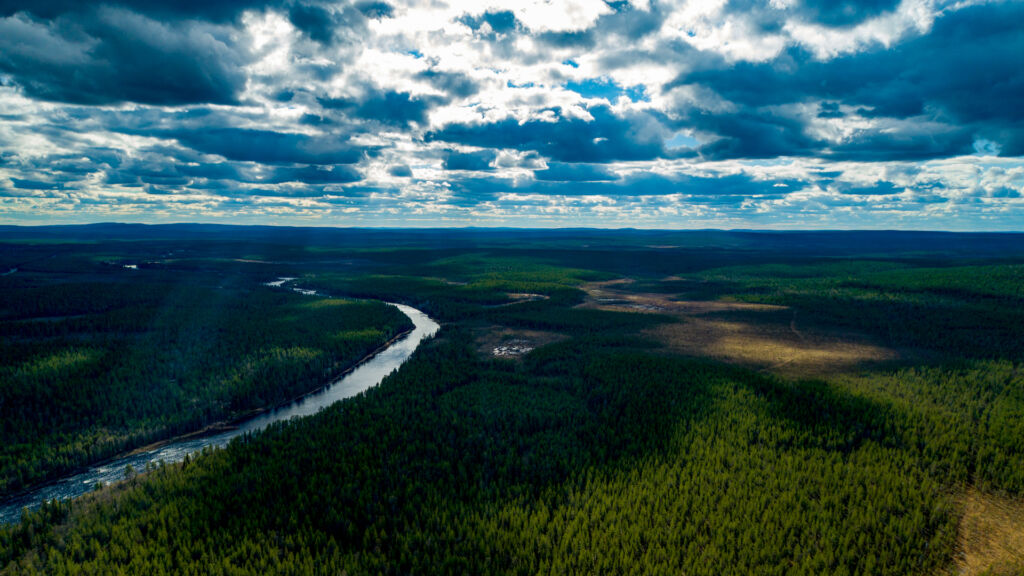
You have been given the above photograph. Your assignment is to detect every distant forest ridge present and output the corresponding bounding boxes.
[2,223,1024,256]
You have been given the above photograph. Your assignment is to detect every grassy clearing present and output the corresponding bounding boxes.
[650,317,898,379]
[580,278,901,379]
[955,488,1024,576]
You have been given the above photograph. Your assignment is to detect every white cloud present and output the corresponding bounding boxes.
[786,0,939,59]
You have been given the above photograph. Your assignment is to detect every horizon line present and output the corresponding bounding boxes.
[3,222,1024,235]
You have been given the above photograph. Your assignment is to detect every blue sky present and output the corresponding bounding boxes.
[0,0,1021,229]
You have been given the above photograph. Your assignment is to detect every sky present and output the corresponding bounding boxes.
[0,0,1022,229]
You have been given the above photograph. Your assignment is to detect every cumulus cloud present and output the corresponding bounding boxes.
[427,105,673,163]
[167,128,369,165]
[443,149,497,171]
[534,162,620,182]
[0,8,248,105]
[0,0,1020,228]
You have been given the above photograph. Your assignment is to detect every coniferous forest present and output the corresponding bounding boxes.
[1,225,1024,575]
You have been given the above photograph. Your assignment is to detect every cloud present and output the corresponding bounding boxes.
[10,178,68,190]
[443,150,497,171]
[427,105,672,163]
[670,2,1024,160]
[356,1,393,19]
[0,0,279,22]
[534,162,619,182]
[265,164,362,184]
[320,89,442,127]
[0,9,247,105]
[0,0,1021,228]
[447,170,798,202]
[798,0,902,28]
[417,69,481,100]
[177,162,244,181]
[691,110,818,160]
[168,128,369,165]
[388,164,412,177]
[289,3,335,44]
[460,10,518,36]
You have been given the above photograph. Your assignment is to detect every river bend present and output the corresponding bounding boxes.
[0,293,438,524]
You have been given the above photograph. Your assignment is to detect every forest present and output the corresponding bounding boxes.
[1,225,1023,575]
[0,242,411,497]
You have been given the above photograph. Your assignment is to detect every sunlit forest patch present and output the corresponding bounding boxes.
[10,349,101,383]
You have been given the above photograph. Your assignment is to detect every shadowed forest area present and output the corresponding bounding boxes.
[1,225,1024,575]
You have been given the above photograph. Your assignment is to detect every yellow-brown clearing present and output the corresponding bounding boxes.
[580,278,899,378]
[650,315,898,379]
[955,488,1024,576]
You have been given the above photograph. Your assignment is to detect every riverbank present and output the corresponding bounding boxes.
[0,302,437,524]
[0,325,415,510]
[124,324,414,457]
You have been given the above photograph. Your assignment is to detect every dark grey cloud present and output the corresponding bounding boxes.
[355,1,393,19]
[537,30,596,49]
[670,2,1024,160]
[0,10,247,105]
[427,105,672,163]
[104,158,189,188]
[444,171,799,208]
[3,148,121,189]
[817,102,843,119]
[22,149,122,177]
[177,162,244,181]
[101,155,365,190]
[10,178,68,190]
[0,0,278,22]
[534,163,620,182]
[289,1,377,45]
[798,0,901,27]
[289,3,335,44]
[264,165,362,184]
[219,186,331,198]
[417,69,480,100]
[498,2,666,50]
[837,181,902,196]
[719,0,900,32]
[691,111,818,160]
[98,148,364,188]
[443,150,497,171]
[0,0,374,106]
[987,187,1021,199]
[168,128,369,165]
[320,89,442,127]
[388,164,412,177]
[460,10,518,35]
[827,126,975,162]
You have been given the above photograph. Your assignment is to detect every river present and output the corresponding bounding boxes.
[0,285,439,524]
